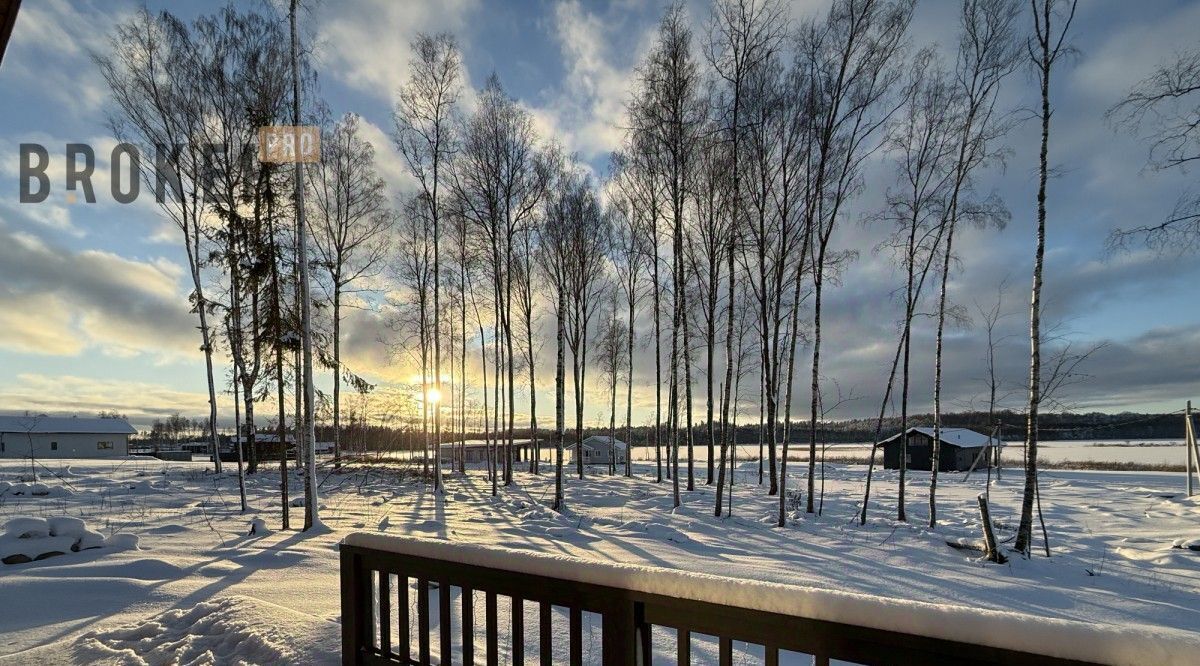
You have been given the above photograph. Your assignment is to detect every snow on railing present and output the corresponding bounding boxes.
[342,532,1199,666]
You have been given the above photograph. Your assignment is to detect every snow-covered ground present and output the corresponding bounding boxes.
[0,455,1197,664]
[625,439,1194,467]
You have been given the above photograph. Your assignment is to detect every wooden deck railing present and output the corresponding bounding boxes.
[340,534,1116,666]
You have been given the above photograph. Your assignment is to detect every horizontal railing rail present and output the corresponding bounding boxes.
[340,534,1184,666]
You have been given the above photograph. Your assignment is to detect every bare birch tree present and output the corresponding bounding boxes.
[799,0,912,514]
[929,0,1020,527]
[310,112,393,472]
[1015,0,1077,557]
[394,33,462,491]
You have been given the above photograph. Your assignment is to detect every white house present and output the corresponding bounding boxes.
[0,415,137,459]
[570,435,628,466]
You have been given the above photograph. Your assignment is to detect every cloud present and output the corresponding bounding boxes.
[315,0,479,102]
[526,1,653,162]
[0,373,214,430]
[0,217,196,360]
[4,0,118,116]
[1071,1,1200,103]
[353,116,419,199]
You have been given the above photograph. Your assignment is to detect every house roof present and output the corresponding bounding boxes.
[452,438,534,449]
[0,415,137,435]
[581,435,628,450]
[880,427,1001,448]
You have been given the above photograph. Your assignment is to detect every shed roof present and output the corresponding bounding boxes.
[582,435,628,450]
[880,427,1001,448]
[0,415,137,435]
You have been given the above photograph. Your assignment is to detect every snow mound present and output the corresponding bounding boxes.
[75,595,338,665]
[0,481,70,497]
[1171,537,1200,551]
[1,516,136,564]
[248,518,271,536]
[4,517,50,538]
[124,479,170,493]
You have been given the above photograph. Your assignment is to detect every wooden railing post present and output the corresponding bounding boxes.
[340,549,366,666]
[601,598,637,666]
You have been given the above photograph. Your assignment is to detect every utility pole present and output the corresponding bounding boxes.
[291,0,320,530]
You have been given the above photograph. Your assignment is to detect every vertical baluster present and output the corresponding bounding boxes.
[339,550,365,664]
[539,601,552,666]
[601,600,636,666]
[486,591,498,666]
[462,587,474,666]
[418,579,430,665]
[637,613,651,666]
[719,636,732,666]
[512,597,524,664]
[398,577,410,664]
[676,628,689,666]
[379,572,391,656]
[764,645,779,666]
[439,581,452,664]
[570,607,582,666]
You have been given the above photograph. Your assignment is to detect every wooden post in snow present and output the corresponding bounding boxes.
[995,421,1003,481]
[1187,401,1195,497]
[978,494,1004,563]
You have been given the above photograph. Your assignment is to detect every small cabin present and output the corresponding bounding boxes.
[570,435,628,466]
[880,427,1000,472]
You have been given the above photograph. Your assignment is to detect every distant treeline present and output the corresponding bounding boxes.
[132,410,1186,452]
[311,410,1190,451]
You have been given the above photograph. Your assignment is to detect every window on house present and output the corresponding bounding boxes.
[51,441,58,451]
[97,441,113,450]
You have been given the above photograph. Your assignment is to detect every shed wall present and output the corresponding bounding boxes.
[0,432,129,458]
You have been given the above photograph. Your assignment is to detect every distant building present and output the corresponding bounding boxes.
[0,415,136,459]
[569,435,628,466]
[440,439,535,465]
[880,427,1001,472]
[218,434,333,462]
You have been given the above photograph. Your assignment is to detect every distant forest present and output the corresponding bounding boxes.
[134,409,1187,452]
[304,410,1188,452]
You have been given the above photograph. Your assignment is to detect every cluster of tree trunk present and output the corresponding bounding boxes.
[98,0,1167,563]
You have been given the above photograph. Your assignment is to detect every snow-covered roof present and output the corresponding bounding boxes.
[451,438,534,449]
[0,415,136,435]
[880,427,1001,448]
[582,435,628,450]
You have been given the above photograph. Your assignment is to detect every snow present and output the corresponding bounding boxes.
[69,595,338,665]
[4,517,50,538]
[0,456,1198,664]
[1,515,136,564]
[248,517,271,536]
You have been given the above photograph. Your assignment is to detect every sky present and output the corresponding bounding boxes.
[0,0,1198,431]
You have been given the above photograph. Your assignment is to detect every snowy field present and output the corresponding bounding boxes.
[0,455,1198,664]
[625,439,1194,468]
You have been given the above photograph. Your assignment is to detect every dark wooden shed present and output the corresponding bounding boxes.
[880,427,1000,472]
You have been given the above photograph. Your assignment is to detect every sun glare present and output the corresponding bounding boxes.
[425,388,442,404]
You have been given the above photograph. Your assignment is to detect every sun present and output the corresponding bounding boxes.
[425,387,442,405]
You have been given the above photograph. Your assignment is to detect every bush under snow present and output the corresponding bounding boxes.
[0,516,138,565]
